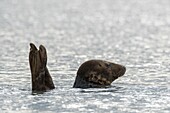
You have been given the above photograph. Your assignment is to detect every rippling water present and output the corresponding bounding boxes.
[0,0,170,113]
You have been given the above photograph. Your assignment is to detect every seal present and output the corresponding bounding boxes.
[29,43,126,90]
[73,60,126,88]
[29,43,55,92]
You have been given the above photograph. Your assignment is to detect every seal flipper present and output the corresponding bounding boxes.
[29,43,40,91]
[39,45,55,90]
[29,43,55,92]
[39,45,55,89]
[45,67,55,89]
[33,67,47,91]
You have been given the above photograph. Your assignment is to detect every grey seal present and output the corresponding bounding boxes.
[29,43,126,90]
[73,60,126,88]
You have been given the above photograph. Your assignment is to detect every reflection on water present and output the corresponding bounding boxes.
[0,0,170,113]
[79,86,123,93]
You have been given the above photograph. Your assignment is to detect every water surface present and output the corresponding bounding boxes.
[0,0,170,113]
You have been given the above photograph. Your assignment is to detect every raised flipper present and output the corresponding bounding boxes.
[45,67,55,89]
[29,43,55,92]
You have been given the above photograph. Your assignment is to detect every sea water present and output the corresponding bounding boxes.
[0,0,170,113]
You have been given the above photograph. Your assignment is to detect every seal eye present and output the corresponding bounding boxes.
[98,64,102,67]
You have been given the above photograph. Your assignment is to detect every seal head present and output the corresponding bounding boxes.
[73,60,126,88]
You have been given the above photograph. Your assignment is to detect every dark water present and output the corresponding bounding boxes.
[0,0,170,113]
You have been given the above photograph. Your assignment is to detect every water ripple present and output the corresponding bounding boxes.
[0,0,170,113]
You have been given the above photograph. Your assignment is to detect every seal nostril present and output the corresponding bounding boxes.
[119,66,126,75]
[122,66,126,73]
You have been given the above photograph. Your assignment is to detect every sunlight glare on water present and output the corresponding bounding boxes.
[0,0,170,113]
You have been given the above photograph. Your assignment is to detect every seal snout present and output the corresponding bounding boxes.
[122,65,126,74]
[117,65,126,77]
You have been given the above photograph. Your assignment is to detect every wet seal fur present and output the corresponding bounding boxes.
[29,43,126,90]
[29,43,55,92]
[73,60,126,88]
